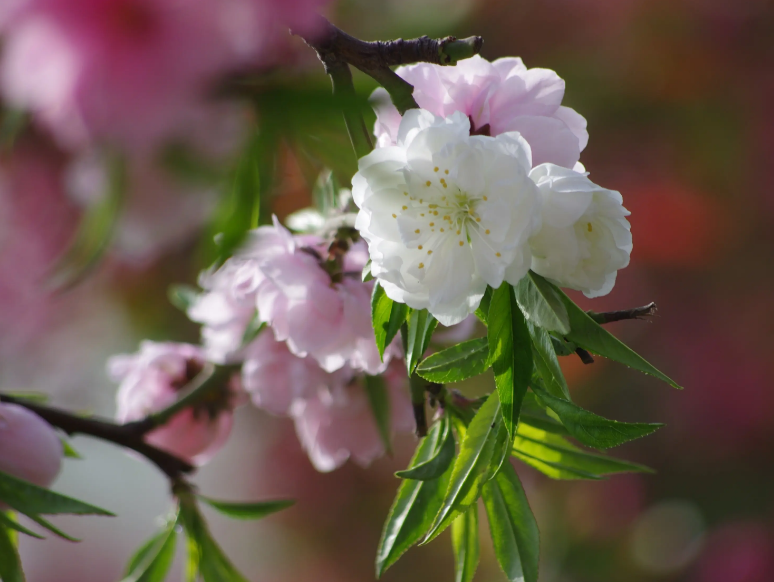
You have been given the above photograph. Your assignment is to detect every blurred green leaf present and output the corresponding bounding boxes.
[514,272,571,334]
[451,506,479,582]
[0,519,24,582]
[396,417,455,481]
[375,421,453,577]
[121,515,177,582]
[532,384,663,449]
[416,338,490,384]
[0,512,43,540]
[556,287,681,389]
[0,108,27,152]
[198,497,293,521]
[474,287,493,325]
[362,260,373,282]
[240,311,265,348]
[364,374,393,456]
[0,392,48,404]
[482,461,540,582]
[48,151,124,290]
[488,284,532,441]
[25,514,80,542]
[513,423,652,480]
[60,438,82,460]
[168,285,199,312]
[423,392,506,544]
[404,309,438,375]
[371,283,409,362]
[312,170,338,216]
[528,322,570,400]
[0,470,114,517]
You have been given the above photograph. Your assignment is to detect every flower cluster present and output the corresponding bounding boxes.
[355,56,631,323]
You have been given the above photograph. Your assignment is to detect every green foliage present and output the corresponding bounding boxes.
[403,309,438,375]
[121,515,178,582]
[474,287,493,325]
[0,512,43,540]
[488,284,532,441]
[0,519,23,582]
[48,151,124,290]
[416,338,490,384]
[556,286,681,389]
[60,438,82,459]
[514,272,571,334]
[364,374,393,455]
[198,498,294,521]
[167,284,199,312]
[395,417,455,481]
[528,322,570,400]
[0,470,114,517]
[423,392,507,543]
[532,384,663,449]
[482,462,540,582]
[451,506,479,582]
[513,423,653,480]
[239,311,265,348]
[376,421,454,577]
[371,283,409,361]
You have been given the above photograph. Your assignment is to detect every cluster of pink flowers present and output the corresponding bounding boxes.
[111,218,413,471]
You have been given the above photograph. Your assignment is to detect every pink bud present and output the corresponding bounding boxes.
[0,403,62,488]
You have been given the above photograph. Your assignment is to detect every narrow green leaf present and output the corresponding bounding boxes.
[416,338,490,384]
[60,438,82,459]
[0,470,114,517]
[528,322,570,400]
[240,311,265,348]
[168,284,200,312]
[482,462,540,582]
[48,151,124,290]
[405,309,438,375]
[423,392,506,544]
[0,512,44,539]
[514,271,571,334]
[26,514,80,542]
[371,283,409,361]
[474,287,493,325]
[451,506,479,582]
[396,417,455,480]
[312,169,337,215]
[532,384,663,449]
[198,498,294,521]
[364,374,393,455]
[556,287,681,389]
[375,422,453,577]
[513,423,652,480]
[122,519,178,582]
[362,260,373,282]
[488,284,532,441]
[550,334,576,356]
[0,392,48,404]
[0,521,24,582]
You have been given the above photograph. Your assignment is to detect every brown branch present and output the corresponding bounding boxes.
[0,395,195,480]
[297,17,483,115]
[588,302,657,324]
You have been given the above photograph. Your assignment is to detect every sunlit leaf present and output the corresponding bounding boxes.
[121,516,178,582]
[451,506,479,582]
[364,374,393,455]
[396,417,455,480]
[198,498,294,521]
[416,338,490,384]
[528,322,570,400]
[0,520,23,582]
[372,283,409,361]
[404,309,438,375]
[514,272,570,334]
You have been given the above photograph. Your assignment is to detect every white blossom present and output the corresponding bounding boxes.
[528,163,632,297]
[352,109,541,325]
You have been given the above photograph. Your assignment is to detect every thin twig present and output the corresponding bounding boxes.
[588,302,657,324]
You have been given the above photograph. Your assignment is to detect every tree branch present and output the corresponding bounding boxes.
[588,302,657,324]
[298,17,483,115]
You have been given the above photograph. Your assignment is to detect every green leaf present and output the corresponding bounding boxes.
[482,462,540,582]
[0,470,114,517]
[179,497,250,582]
[25,514,80,542]
[488,284,532,441]
[550,334,576,356]
[416,338,490,384]
[474,287,493,325]
[528,322,570,400]
[375,422,454,577]
[451,506,479,582]
[364,374,393,455]
[514,271,571,334]
[532,384,663,449]
[371,283,409,361]
[312,169,337,216]
[556,287,681,389]
[121,518,178,582]
[513,423,652,480]
[0,392,48,404]
[48,151,124,290]
[240,311,265,347]
[198,498,294,521]
[0,520,24,582]
[60,438,82,459]
[362,260,373,282]
[395,417,455,480]
[404,309,438,375]
[168,284,200,312]
[423,392,506,543]
[0,512,44,540]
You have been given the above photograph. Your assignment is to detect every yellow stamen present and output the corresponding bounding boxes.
[459,241,464,246]
[434,166,439,172]
[402,205,407,210]
[418,245,423,250]
[429,222,435,227]
[419,263,424,269]
[485,229,490,234]
[483,196,488,201]
[496,252,501,257]
[392,214,396,218]
[587,222,593,232]
[415,229,420,234]
[444,169,449,175]
[425,181,431,187]
[427,250,433,255]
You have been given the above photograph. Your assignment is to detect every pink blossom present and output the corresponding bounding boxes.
[290,361,414,472]
[371,55,588,169]
[195,216,399,374]
[0,402,63,488]
[0,0,329,152]
[110,341,242,466]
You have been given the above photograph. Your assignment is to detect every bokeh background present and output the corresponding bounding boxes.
[2,0,774,580]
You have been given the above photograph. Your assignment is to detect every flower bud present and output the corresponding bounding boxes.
[0,403,62,488]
